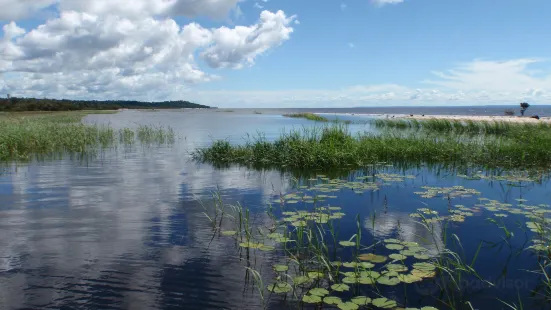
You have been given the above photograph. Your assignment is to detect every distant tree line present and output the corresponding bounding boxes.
[0,97,211,112]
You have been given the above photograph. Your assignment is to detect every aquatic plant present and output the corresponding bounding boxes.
[282,113,329,122]
[0,112,175,161]
[192,123,551,170]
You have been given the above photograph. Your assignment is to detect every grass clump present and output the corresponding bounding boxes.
[193,123,551,170]
[0,112,175,161]
[283,113,329,122]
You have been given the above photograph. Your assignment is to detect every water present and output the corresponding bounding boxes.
[0,110,550,309]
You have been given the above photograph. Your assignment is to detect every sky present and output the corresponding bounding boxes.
[0,0,550,108]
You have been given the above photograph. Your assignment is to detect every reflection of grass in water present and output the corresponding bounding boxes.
[192,123,551,170]
[0,112,175,161]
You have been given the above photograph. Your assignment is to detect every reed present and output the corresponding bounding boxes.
[192,123,551,170]
[282,113,329,122]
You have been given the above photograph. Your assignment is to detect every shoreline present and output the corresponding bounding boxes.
[314,112,551,123]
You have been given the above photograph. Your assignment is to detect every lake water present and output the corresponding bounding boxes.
[0,109,550,310]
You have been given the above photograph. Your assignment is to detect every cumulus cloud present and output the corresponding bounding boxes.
[371,0,405,7]
[0,0,244,21]
[0,8,295,99]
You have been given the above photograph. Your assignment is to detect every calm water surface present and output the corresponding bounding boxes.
[0,110,550,310]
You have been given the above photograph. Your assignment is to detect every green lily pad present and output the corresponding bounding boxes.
[384,238,402,244]
[386,264,408,272]
[292,220,307,227]
[259,245,275,251]
[358,253,387,263]
[414,253,430,260]
[361,262,375,269]
[421,307,439,310]
[267,282,292,293]
[221,230,237,236]
[302,294,322,303]
[400,250,417,256]
[413,262,436,271]
[397,273,423,283]
[338,302,359,310]
[309,288,329,296]
[324,296,343,305]
[389,253,407,261]
[273,264,288,272]
[340,241,356,247]
[372,297,397,308]
[351,296,371,306]
[377,276,401,286]
[239,242,264,249]
[386,244,405,250]
[293,276,312,285]
[331,283,350,292]
[308,271,324,279]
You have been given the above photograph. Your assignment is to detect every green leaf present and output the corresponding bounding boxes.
[259,245,275,251]
[351,296,371,306]
[414,253,430,260]
[372,297,397,308]
[324,296,343,305]
[293,275,312,285]
[384,238,401,244]
[266,282,292,293]
[331,283,350,292]
[389,253,407,261]
[221,230,237,236]
[307,271,324,279]
[358,253,387,263]
[377,276,401,286]
[273,264,288,272]
[302,295,322,304]
[309,288,329,297]
[339,241,356,247]
[338,302,359,310]
[385,243,404,250]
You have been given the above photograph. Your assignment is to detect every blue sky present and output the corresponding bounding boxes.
[1,0,550,107]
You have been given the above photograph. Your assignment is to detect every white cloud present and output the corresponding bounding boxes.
[253,2,264,9]
[201,10,296,69]
[0,0,244,21]
[0,9,296,99]
[371,0,405,7]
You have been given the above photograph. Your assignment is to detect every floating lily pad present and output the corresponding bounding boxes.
[302,295,322,303]
[267,282,292,293]
[292,220,307,227]
[293,276,312,285]
[414,253,430,260]
[386,264,408,272]
[308,271,324,279]
[338,302,359,310]
[384,238,402,244]
[340,241,356,247]
[377,276,401,286]
[331,283,350,292]
[397,273,423,283]
[309,288,329,297]
[239,242,264,249]
[389,253,407,261]
[273,264,288,272]
[372,297,397,308]
[400,250,417,256]
[221,230,237,236]
[259,245,275,251]
[421,307,439,310]
[413,262,436,272]
[324,296,343,305]
[351,296,371,306]
[386,244,405,250]
[358,253,387,263]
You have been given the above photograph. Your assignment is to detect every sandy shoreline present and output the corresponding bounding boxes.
[315,112,551,123]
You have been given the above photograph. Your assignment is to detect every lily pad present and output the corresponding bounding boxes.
[377,276,401,286]
[384,238,402,244]
[331,283,350,292]
[273,264,288,272]
[358,253,387,263]
[302,295,322,304]
[372,297,397,308]
[338,302,359,310]
[293,276,312,285]
[340,241,356,247]
[267,282,292,293]
[414,253,430,260]
[413,262,436,272]
[397,273,423,283]
[389,253,407,261]
[259,245,275,251]
[386,264,408,272]
[309,288,329,297]
[221,230,237,236]
[386,244,405,250]
[308,271,324,279]
[351,296,371,306]
[324,296,343,305]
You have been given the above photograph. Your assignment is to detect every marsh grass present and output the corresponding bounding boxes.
[0,112,175,161]
[193,123,551,170]
[282,113,329,122]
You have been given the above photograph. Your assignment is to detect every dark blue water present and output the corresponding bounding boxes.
[0,110,550,309]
